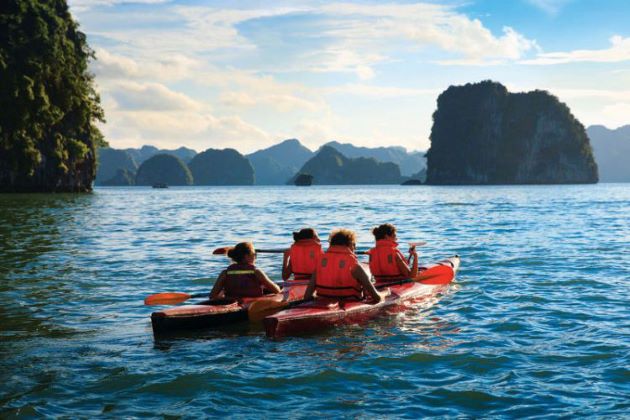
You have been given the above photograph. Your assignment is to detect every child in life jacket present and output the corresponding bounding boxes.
[282,228,324,281]
[210,242,281,299]
[304,228,386,303]
[368,223,418,285]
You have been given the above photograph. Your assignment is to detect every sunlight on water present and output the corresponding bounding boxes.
[1,184,629,416]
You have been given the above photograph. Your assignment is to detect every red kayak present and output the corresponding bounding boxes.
[151,281,307,336]
[263,256,460,339]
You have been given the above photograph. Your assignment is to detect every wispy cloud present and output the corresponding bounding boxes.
[522,36,630,65]
[525,0,573,16]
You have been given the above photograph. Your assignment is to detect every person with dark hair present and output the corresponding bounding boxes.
[210,242,281,299]
[304,229,386,303]
[282,228,323,281]
[368,223,418,285]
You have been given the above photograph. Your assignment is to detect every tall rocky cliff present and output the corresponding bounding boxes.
[426,81,598,185]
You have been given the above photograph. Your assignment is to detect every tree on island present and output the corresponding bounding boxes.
[0,0,105,192]
[135,154,193,186]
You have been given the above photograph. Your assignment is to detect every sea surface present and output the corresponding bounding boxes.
[1,185,628,417]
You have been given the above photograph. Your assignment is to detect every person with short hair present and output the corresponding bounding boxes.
[304,229,386,303]
[368,223,418,285]
[282,228,324,281]
[210,242,281,299]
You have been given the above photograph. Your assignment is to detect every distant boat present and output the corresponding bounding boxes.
[152,183,168,188]
[294,173,313,186]
[401,179,422,185]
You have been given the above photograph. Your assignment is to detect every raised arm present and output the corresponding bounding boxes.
[395,247,418,278]
[255,269,282,294]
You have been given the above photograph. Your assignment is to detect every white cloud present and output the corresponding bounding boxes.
[324,84,439,98]
[105,81,203,111]
[103,109,273,151]
[522,35,630,65]
[600,103,630,128]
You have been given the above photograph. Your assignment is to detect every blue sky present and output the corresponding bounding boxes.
[69,0,630,153]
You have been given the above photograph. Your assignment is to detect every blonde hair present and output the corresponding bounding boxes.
[227,242,255,263]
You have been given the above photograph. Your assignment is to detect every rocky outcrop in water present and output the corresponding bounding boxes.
[426,81,598,185]
[293,146,402,185]
[0,0,105,192]
[96,148,138,185]
[188,148,254,185]
[135,154,193,186]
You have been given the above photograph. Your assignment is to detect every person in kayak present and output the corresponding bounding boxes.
[304,229,386,303]
[369,223,418,285]
[281,228,324,281]
[210,242,281,299]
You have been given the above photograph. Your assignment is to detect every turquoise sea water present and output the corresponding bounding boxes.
[1,185,629,417]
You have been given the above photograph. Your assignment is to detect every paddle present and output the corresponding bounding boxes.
[212,247,287,255]
[144,292,207,306]
[144,280,310,306]
[247,298,305,322]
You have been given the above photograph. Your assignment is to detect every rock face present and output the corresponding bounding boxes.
[294,146,402,185]
[188,148,254,185]
[96,148,138,185]
[426,81,598,185]
[135,154,193,186]
[322,141,426,176]
[247,139,313,185]
[0,0,104,192]
[587,125,630,182]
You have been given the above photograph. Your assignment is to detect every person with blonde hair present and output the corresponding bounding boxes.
[210,242,281,299]
[304,229,386,303]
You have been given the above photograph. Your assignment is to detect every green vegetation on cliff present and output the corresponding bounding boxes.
[426,81,598,185]
[188,148,254,185]
[135,154,193,186]
[294,146,402,185]
[0,0,105,192]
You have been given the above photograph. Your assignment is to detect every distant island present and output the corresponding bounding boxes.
[96,140,425,187]
[426,81,598,185]
[290,146,403,185]
[586,125,630,182]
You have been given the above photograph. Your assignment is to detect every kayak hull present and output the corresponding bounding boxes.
[151,282,307,336]
[264,256,460,339]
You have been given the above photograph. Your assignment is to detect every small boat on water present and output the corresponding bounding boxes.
[264,256,460,339]
[150,256,460,338]
[152,183,168,188]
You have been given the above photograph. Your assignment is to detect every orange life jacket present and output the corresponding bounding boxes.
[369,239,407,283]
[315,245,362,299]
[289,239,323,280]
[224,263,264,298]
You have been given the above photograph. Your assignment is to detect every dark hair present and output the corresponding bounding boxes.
[372,223,397,240]
[227,242,255,263]
[293,228,318,242]
[329,228,357,247]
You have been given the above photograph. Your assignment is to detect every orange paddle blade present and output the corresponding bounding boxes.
[144,292,192,305]
[414,265,454,285]
[248,299,289,322]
